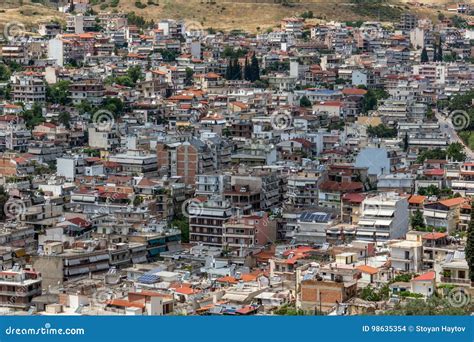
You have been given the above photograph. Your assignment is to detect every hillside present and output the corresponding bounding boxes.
[94,0,420,31]
[0,0,469,33]
[0,3,64,32]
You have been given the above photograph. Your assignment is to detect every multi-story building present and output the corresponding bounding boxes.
[389,239,423,272]
[10,72,46,104]
[108,150,158,177]
[69,79,105,105]
[356,193,409,242]
[0,267,42,310]
[287,170,322,208]
[423,197,466,233]
[290,211,335,245]
[157,140,214,185]
[222,213,275,249]
[189,197,234,247]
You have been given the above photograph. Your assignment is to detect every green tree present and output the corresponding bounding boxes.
[0,63,11,81]
[0,186,8,221]
[46,81,71,105]
[101,97,125,118]
[446,142,466,162]
[225,58,241,80]
[360,285,383,301]
[127,65,143,84]
[158,49,177,62]
[58,111,71,129]
[185,67,194,86]
[418,185,440,197]
[426,106,434,120]
[243,57,251,81]
[300,95,312,108]
[172,215,189,243]
[113,76,134,87]
[403,132,409,152]
[250,53,260,82]
[388,297,472,315]
[133,195,143,207]
[421,47,429,63]
[361,89,388,113]
[416,148,446,163]
[411,209,425,230]
[436,42,443,62]
[367,124,397,138]
[76,100,93,116]
[22,103,45,129]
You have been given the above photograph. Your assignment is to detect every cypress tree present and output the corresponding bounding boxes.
[233,58,242,80]
[244,57,251,81]
[225,59,232,80]
[421,47,429,63]
[437,42,443,62]
[403,132,409,152]
[250,53,260,82]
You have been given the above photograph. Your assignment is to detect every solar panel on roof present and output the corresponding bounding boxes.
[137,274,160,284]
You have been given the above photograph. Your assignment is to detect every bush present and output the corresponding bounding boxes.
[135,1,147,9]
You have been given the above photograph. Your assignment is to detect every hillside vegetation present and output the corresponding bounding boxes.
[0,0,469,33]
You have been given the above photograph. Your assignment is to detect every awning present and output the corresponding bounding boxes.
[358,220,375,226]
[375,220,392,226]
[357,231,375,236]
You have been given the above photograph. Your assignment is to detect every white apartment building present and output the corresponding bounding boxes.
[356,192,409,242]
[389,240,423,272]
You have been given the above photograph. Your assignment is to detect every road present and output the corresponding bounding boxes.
[435,110,474,160]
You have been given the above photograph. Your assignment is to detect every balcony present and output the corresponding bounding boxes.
[390,255,414,262]
[440,277,472,285]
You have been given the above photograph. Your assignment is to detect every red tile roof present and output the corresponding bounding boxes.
[356,265,379,275]
[422,232,447,240]
[412,271,436,281]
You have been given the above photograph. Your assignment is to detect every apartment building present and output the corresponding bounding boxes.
[423,197,466,234]
[69,79,105,105]
[222,213,275,249]
[0,267,42,310]
[389,239,423,272]
[356,193,409,241]
[189,197,234,247]
[11,72,46,104]
[287,170,322,208]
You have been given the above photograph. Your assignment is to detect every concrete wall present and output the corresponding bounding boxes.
[32,256,64,289]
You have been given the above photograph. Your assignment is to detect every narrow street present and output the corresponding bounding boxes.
[435,110,474,160]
